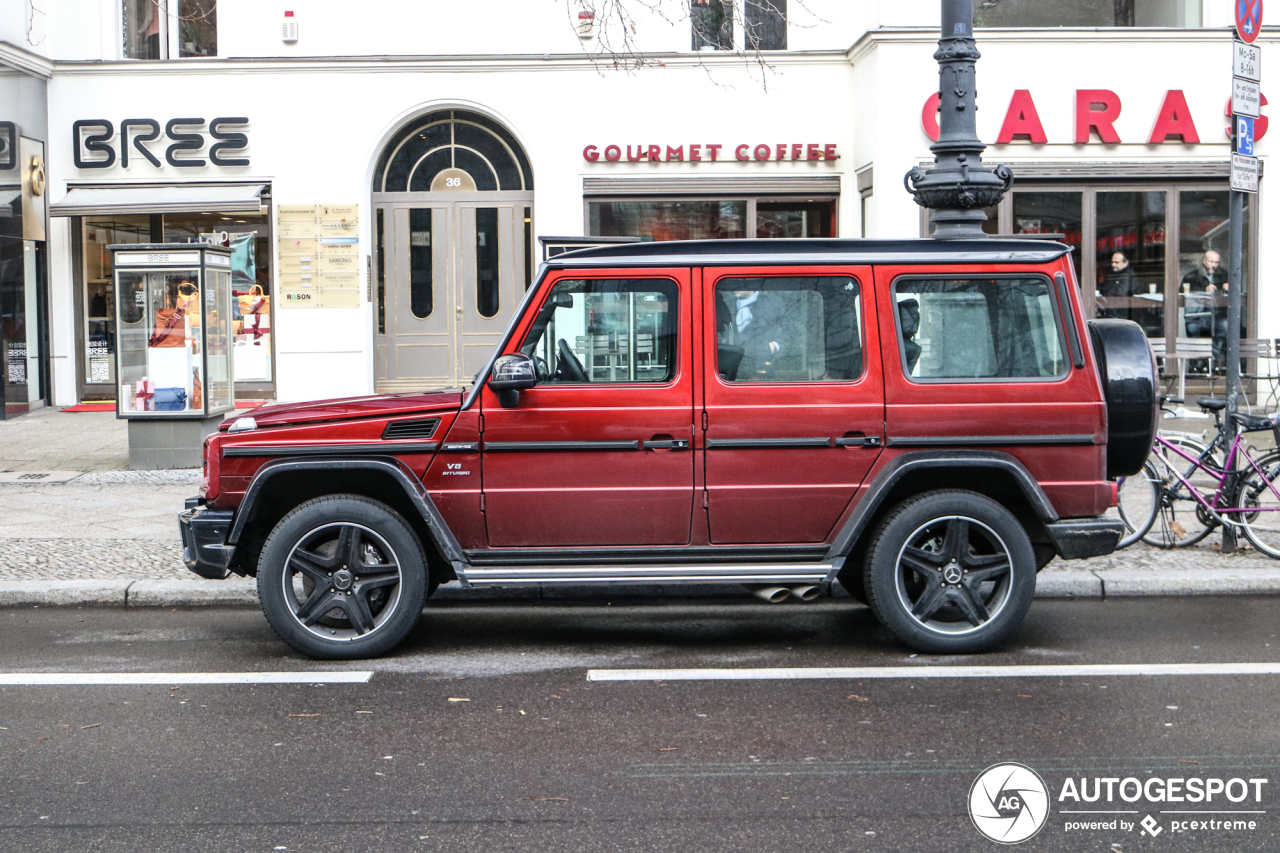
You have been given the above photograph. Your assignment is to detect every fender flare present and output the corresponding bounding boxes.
[228,456,470,578]
[824,450,1059,562]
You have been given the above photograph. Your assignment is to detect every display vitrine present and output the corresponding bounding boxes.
[110,243,234,419]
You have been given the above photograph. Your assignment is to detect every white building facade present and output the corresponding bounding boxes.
[0,0,1270,408]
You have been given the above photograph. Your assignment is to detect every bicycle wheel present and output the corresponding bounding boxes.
[1234,450,1280,559]
[1143,438,1219,548]
[1110,460,1159,548]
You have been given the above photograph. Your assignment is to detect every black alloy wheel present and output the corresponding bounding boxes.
[257,495,428,659]
[864,490,1036,654]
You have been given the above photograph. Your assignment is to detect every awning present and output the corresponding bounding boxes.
[50,184,266,217]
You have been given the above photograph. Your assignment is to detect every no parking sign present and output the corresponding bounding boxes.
[1237,0,1263,44]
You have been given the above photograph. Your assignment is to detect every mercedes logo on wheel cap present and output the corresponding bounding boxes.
[969,763,1050,844]
[944,564,964,584]
[332,570,353,591]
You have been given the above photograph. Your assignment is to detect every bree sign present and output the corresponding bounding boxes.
[73,117,249,169]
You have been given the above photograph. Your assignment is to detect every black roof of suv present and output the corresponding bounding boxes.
[544,238,1073,268]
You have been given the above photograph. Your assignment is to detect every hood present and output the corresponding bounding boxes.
[222,387,466,430]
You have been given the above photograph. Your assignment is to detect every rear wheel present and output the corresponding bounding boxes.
[1234,450,1280,559]
[863,490,1036,654]
[257,495,428,659]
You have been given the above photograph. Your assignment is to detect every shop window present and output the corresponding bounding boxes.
[162,210,272,386]
[893,278,1066,382]
[82,216,150,390]
[756,201,834,237]
[1095,191,1166,339]
[974,0,1201,27]
[714,277,862,382]
[521,279,678,384]
[745,0,786,51]
[1013,192,1083,258]
[692,0,733,51]
[591,200,746,241]
[1179,191,1249,364]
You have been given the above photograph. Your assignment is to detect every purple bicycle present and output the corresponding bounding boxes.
[1128,395,1280,557]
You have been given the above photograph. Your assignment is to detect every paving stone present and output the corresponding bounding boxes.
[0,579,130,606]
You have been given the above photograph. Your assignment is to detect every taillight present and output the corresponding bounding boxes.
[202,434,221,502]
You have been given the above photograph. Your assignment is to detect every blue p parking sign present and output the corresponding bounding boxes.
[1237,115,1256,155]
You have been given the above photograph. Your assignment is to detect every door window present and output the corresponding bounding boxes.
[893,277,1066,381]
[521,278,677,383]
[475,208,499,319]
[714,276,863,382]
[409,208,434,319]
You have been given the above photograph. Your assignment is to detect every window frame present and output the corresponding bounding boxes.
[890,272,1071,385]
[585,195,839,240]
[518,275,683,387]
[711,273,867,386]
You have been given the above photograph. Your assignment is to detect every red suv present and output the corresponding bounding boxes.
[180,239,1156,659]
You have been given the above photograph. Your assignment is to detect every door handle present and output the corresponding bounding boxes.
[834,436,882,447]
[644,437,690,450]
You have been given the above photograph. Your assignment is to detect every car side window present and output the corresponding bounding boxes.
[714,276,863,382]
[893,277,1066,381]
[520,278,678,384]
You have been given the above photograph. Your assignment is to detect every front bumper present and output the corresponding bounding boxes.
[1045,517,1125,560]
[179,501,237,579]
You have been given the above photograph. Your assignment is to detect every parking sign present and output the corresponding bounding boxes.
[1237,115,1256,154]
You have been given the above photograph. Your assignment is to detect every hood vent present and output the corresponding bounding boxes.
[381,418,440,440]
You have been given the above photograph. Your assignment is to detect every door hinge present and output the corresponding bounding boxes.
[701,411,709,430]
[479,493,486,511]
[478,413,484,433]
[702,491,709,508]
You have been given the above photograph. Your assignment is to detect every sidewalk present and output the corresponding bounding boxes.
[1,406,1278,607]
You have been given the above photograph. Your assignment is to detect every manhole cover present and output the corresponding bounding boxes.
[0,471,83,485]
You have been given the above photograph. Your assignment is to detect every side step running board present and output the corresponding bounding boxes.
[464,563,834,586]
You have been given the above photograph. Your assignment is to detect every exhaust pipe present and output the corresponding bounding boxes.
[789,584,821,602]
[750,585,791,603]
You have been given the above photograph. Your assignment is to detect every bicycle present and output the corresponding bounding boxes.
[1119,395,1280,557]
[1112,402,1216,549]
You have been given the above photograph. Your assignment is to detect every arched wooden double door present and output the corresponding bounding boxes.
[372,110,534,391]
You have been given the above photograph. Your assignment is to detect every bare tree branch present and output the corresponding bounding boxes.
[567,0,830,91]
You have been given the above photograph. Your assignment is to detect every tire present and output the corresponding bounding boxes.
[1143,437,1219,548]
[257,495,428,659]
[1111,460,1159,548]
[1087,319,1159,478]
[862,490,1036,654]
[1235,450,1280,559]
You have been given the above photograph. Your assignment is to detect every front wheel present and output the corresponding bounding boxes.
[257,495,428,659]
[863,490,1036,654]
[1234,451,1280,559]
[1112,460,1159,548]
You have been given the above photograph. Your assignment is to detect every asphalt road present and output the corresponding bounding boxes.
[1,596,1279,852]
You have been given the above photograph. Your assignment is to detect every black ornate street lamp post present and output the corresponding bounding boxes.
[905,0,1013,239]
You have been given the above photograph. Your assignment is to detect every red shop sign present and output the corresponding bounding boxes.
[583,142,838,163]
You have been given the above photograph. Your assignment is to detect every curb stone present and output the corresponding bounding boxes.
[0,571,1277,607]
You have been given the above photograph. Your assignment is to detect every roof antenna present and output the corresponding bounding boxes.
[904,0,1013,240]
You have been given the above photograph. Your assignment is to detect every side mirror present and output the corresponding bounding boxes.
[488,353,538,408]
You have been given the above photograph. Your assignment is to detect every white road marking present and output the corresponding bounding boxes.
[0,671,373,685]
[587,663,1280,681]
